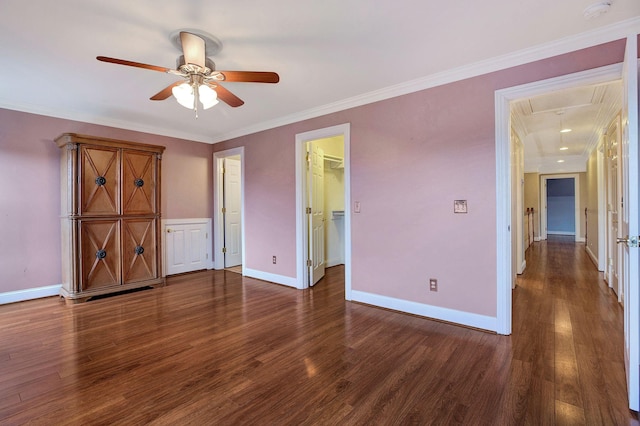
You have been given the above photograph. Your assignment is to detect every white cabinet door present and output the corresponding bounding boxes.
[165,222,208,275]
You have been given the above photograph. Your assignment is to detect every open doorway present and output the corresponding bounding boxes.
[496,45,639,411]
[540,174,581,242]
[496,63,623,335]
[295,124,352,297]
[305,136,345,286]
[213,147,244,272]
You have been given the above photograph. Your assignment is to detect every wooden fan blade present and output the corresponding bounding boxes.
[218,71,280,83]
[150,81,183,101]
[180,32,206,69]
[97,56,171,73]
[212,84,244,108]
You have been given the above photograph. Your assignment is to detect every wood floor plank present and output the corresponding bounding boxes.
[0,237,637,424]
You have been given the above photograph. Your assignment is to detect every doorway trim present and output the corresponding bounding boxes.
[213,147,245,271]
[495,63,622,335]
[540,174,581,241]
[295,123,351,297]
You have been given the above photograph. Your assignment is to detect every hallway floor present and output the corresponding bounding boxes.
[511,235,637,424]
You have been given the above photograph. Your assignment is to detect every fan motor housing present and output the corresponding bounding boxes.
[176,55,216,72]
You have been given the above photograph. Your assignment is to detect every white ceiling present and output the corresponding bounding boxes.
[0,1,638,145]
[513,80,622,173]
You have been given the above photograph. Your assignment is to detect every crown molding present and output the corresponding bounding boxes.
[211,16,640,144]
[0,100,215,144]
[1,17,638,145]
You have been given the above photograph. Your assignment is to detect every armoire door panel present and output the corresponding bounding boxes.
[80,146,120,215]
[80,219,121,290]
[122,150,156,215]
[122,218,157,283]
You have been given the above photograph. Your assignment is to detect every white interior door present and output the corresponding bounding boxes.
[606,116,621,298]
[308,142,325,286]
[620,35,639,412]
[223,158,242,268]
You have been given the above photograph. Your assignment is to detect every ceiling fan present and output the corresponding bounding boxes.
[97,31,279,116]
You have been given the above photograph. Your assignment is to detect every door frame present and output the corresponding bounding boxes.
[213,147,245,270]
[495,63,622,335]
[540,174,581,241]
[295,123,351,296]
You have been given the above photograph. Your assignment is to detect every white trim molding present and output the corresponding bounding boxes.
[213,147,245,271]
[495,63,623,336]
[586,245,599,267]
[0,284,61,305]
[243,268,298,289]
[540,173,582,242]
[295,123,352,298]
[351,290,497,332]
[210,18,640,144]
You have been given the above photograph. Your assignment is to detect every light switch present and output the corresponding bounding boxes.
[354,201,361,213]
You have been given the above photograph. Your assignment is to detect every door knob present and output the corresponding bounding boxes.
[617,236,629,244]
[167,229,172,233]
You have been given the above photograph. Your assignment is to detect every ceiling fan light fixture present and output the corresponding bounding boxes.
[172,82,195,109]
[199,84,219,109]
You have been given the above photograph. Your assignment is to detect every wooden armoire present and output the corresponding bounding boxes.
[55,133,166,302]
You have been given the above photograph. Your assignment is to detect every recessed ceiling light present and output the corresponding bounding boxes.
[557,160,565,163]
[560,128,572,133]
[560,147,569,151]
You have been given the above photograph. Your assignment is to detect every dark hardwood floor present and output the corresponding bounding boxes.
[0,239,638,424]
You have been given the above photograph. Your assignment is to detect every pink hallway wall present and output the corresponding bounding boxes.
[214,39,626,318]
[0,109,214,293]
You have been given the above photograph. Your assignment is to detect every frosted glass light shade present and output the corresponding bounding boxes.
[199,84,219,109]
[172,83,195,109]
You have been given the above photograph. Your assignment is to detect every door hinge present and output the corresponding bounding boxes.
[306,207,312,214]
[205,232,208,239]
[222,207,226,214]
[306,259,312,267]
[206,253,208,259]
[222,247,227,253]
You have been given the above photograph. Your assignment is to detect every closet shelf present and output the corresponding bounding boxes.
[324,155,344,169]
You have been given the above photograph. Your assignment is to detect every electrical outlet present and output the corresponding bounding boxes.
[272,256,277,264]
[429,278,438,292]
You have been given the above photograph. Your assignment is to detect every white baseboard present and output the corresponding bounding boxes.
[243,268,299,289]
[350,290,497,332]
[586,245,600,269]
[326,259,344,268]
[575,237,586,243]
[534,236,541,242]
[518,260,526,275]
[547,231,576,235]
[0,284,61,305]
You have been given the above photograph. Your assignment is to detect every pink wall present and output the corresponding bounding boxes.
[215,39,626,317]
[0,109,214,293]
[0,38,628,320]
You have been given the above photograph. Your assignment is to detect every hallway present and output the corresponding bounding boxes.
[512,235,636,424]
